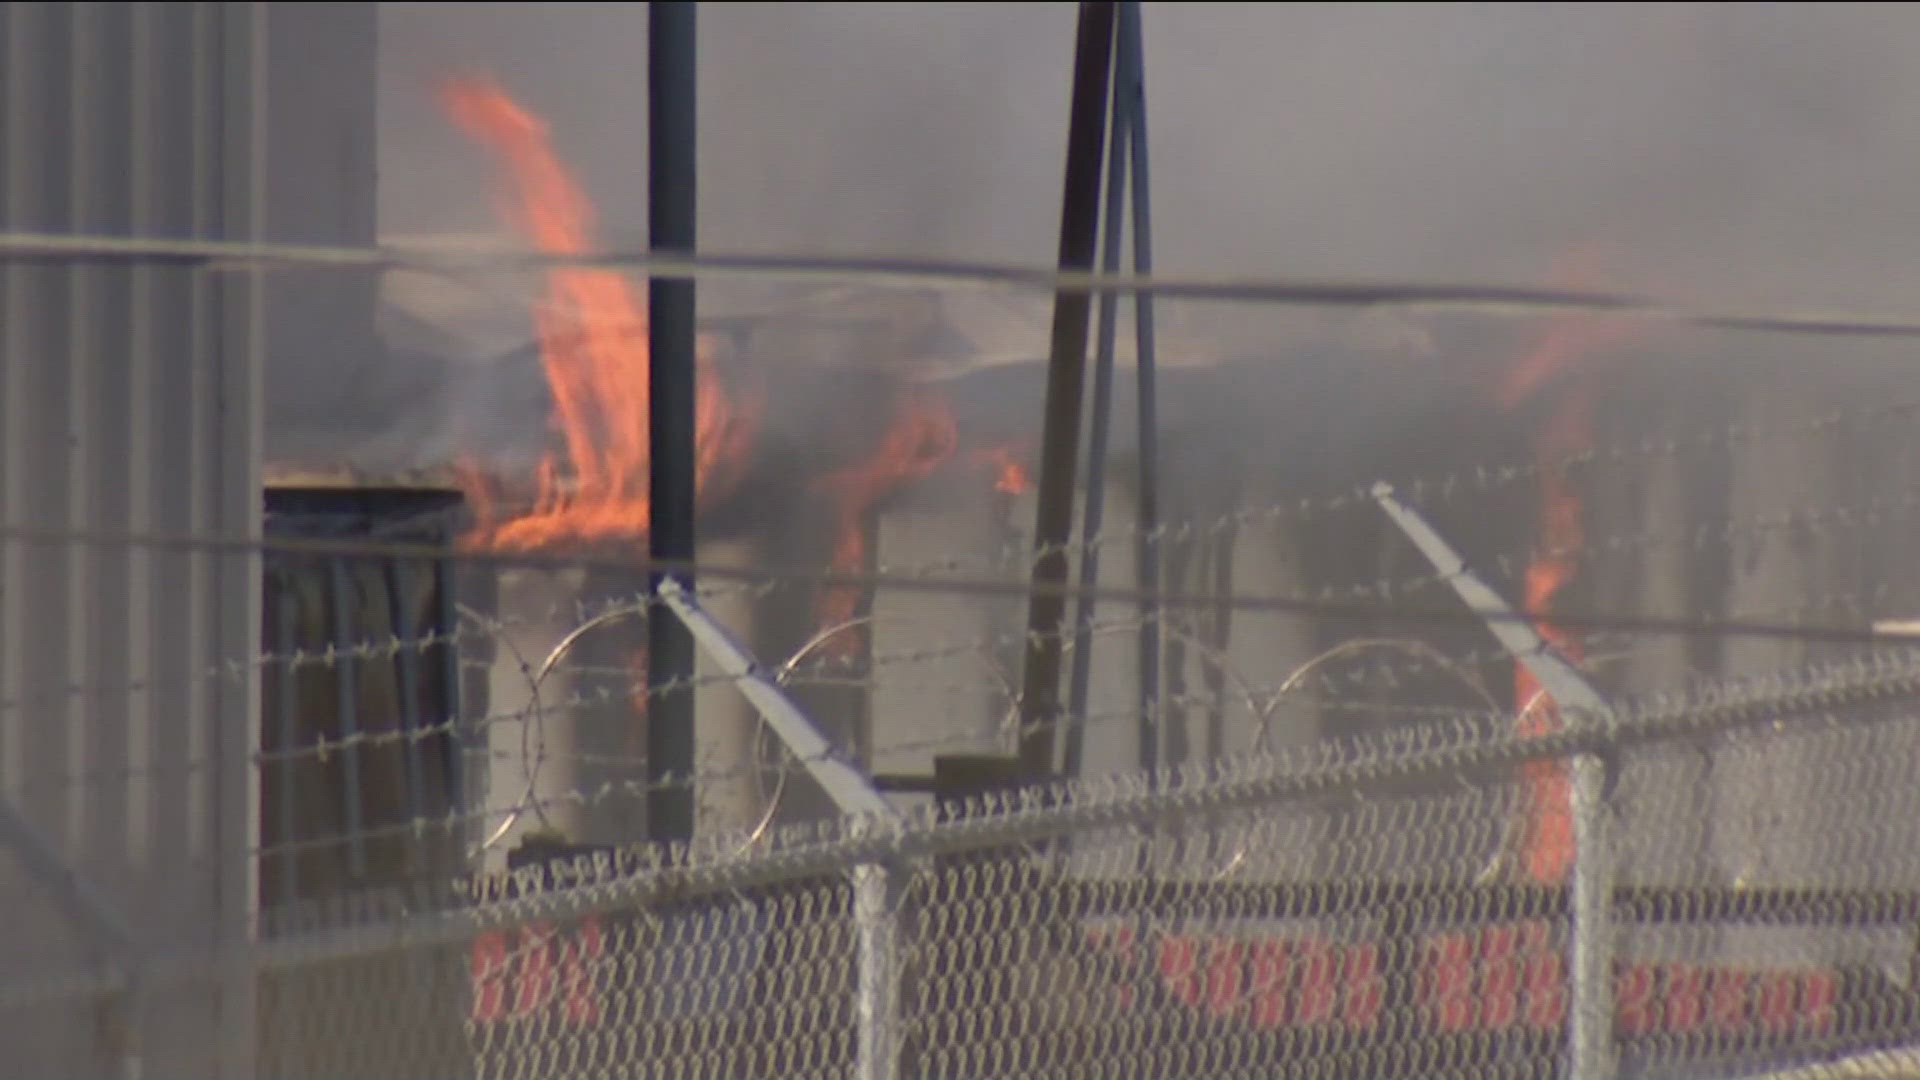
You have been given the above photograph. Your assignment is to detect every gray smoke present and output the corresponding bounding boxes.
[337,2,1920,479]
[380,3,1920,299]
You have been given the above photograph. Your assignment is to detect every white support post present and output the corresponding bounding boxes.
[656,577,904,1080]
[1372,482,1616,1080]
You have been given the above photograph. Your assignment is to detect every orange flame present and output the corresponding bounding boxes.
[976,447,1032,496]
[442,76,758,551]
[1492,244,1650,884]
[1501,296,1645,883]
[812,390,960,660]
[1510,387,1593,885]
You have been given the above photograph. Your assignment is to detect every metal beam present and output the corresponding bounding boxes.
[1371,481,1615,1080]
[647,0,699,845]
[1017,0,1118,779]
[654,575,901,1078]
[655,578,894,821]
[1063,0,1135,779]
[1117,0,1164,779]
[1372,482,1609,716]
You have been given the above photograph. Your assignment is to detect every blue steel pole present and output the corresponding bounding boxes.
[1118,1,1164,778]
[1015,1,1119,780]
[646,0,699,844]
[1062,17,1132,781]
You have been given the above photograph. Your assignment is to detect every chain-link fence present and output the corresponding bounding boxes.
[12,399,1920,1079]
[17,6,1920,1076]
[14,635,1920,1079]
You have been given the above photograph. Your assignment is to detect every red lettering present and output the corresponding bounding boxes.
[1425,931,1476,1031]
[1519,921,1564,1031]
[1616,962,1657,1035]
[1709,970,1750,1033]
[1158,934,1203,1007]
[1755,971,1797,1034]
[1249,940,1291,1030]
[1296,940,1338,1025]
[1206,940,1246,1018]
[1800,971,1836,1035]
[1343,942,1382,1031]
[470,931,509,1024]
[1078,918,1855,1047]
[1479,924,1520,1030]
[515,922,556,1017]
[1666,963,1704,1033]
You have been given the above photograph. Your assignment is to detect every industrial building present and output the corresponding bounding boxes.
[7,3,1920,1078]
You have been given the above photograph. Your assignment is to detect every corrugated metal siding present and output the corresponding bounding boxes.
[0,3,264,1076]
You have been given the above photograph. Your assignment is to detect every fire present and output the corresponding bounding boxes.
[441,76,758,552]
[1499,303,1633,885]
[813,390,960,660]
[977,447,1032,496]
[442,77,1032,674]
[1509,387,1592,885]
[1495,245,1645,885]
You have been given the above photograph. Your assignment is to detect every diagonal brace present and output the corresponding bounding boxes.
[0,796,135,961]
[653,578,896,822]
[653,576,903,1080]
[1372,481,1608,717]
[1371,481,1616,1080]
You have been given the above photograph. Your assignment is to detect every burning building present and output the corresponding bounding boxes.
[9,4,1920,1077]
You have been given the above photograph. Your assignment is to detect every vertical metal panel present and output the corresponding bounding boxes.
[0,3,31,810]
[0,2,304,1075]
[216,7,267,1073]
[123,0,157,870]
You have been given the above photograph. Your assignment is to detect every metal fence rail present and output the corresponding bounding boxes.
[153,677,1920,1079]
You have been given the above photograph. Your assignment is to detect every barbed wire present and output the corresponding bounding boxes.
[8,477,1912,731]
[29,600,1566,831]
[13,552,1915,801]
[33,647,1844,879]
[21,229,1920,340]
[10,641,1917,1011]
[0,576,779,718]
[4,522,1914,650]
[28,582,1905,822]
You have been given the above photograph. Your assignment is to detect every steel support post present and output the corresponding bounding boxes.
[1372,482,1616,1080]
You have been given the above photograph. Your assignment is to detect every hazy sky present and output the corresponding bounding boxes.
[379,2,1920,313]
[337,2,1920,481]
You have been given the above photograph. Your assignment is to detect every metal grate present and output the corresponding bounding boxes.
[259,484,470,905]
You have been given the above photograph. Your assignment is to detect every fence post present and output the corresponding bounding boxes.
[853,857,903,1080]
[655,577,905,1079]
[1566,735,1614,1080]
[1372,483,1617,1080]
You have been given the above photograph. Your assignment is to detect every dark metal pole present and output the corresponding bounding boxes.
[647,0,698,845]
[1119,1,1164,778]
[1062,17,1132,781]
[1017,1,1119,780]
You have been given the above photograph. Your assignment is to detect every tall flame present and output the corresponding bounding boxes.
[1508,383,1591,885]
[1494,239,1645,882]
[813,390,959,660]
[1497,303,1638,884]
[442,76,757,551]
[443,78,1037,675]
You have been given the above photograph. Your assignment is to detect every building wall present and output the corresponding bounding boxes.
[0,4,374,1076]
